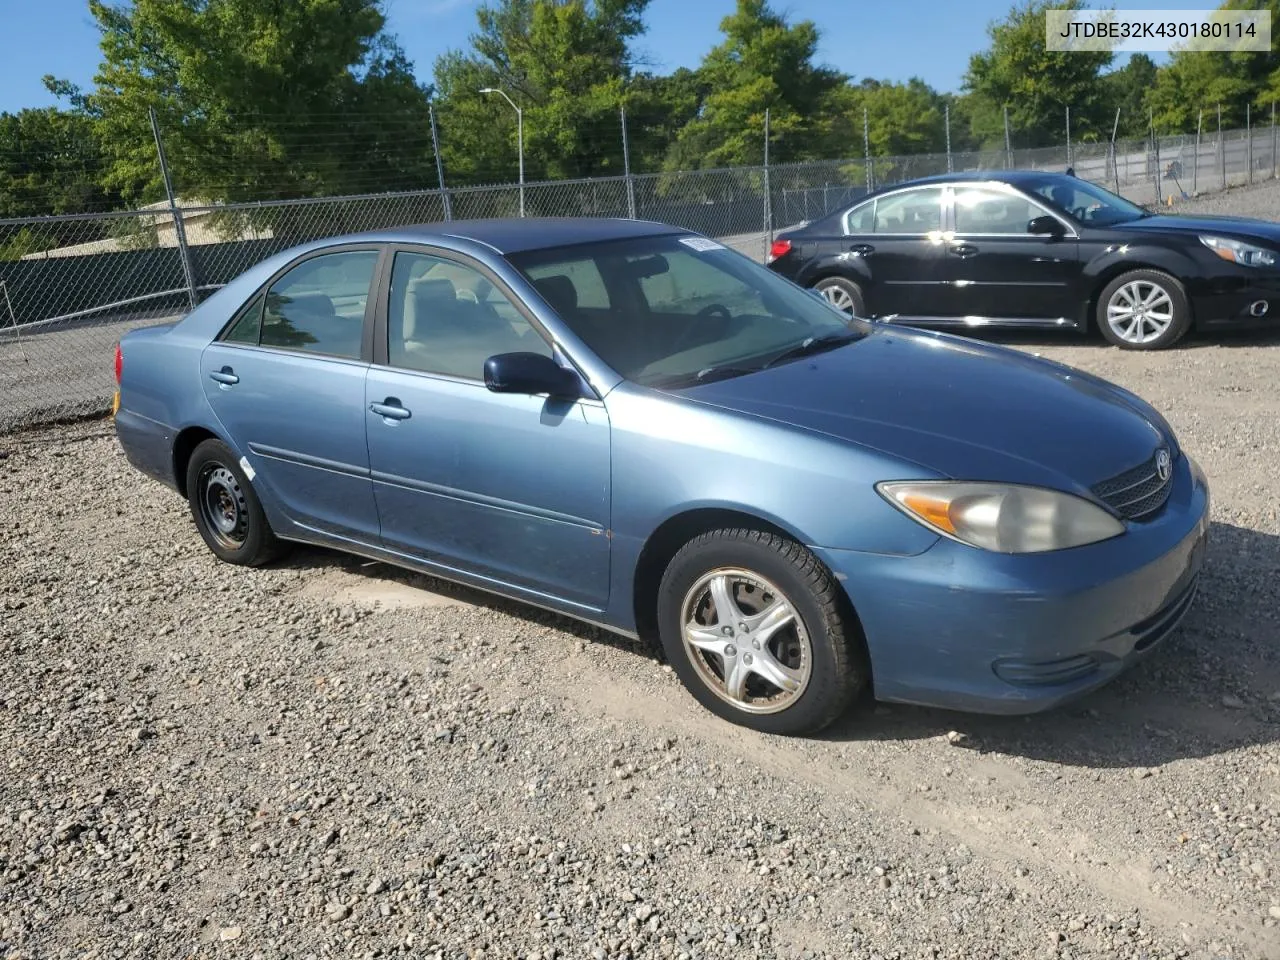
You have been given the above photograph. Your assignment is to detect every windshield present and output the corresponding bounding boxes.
[1022,175,1149,226]
[506,234,864,387]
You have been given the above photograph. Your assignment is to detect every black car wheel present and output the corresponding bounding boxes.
[1096,269,1192,350]
[185,438,286,566]
[656,527,867,736]
[813,276,865,317]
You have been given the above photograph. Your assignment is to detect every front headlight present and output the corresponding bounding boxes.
[1199,234,1277,267]
[877,481,1125,554]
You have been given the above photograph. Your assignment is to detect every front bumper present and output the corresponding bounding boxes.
[1192,271,1280,330]
[814,455,1210,714]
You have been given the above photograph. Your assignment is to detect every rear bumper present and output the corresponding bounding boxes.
[814,454,1210,714]
[114,407,178,491]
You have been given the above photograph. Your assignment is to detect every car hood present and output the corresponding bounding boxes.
[671,326,1169,493]
[1123,213,1280,244]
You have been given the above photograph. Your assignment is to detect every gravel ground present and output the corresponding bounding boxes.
[2,323,1280,960]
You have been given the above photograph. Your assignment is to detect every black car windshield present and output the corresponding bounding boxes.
[507,234,864,387]
[1022,175,1149,226]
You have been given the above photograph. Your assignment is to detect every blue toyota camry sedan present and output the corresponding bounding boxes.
[114,217,1210,735]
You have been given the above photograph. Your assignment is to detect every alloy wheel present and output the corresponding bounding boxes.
[820,284,856,315]
[1105,280,1174,345]
[680,567,812,715]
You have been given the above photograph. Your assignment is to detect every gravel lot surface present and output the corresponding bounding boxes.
[3,323,1279,960]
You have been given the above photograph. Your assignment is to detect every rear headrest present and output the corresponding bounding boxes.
[284,292,335,318]
[533,275,578,316]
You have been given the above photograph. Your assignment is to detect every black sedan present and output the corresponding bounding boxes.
[766,170,1280,349]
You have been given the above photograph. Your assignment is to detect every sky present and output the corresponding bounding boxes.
[0,0,1208,115]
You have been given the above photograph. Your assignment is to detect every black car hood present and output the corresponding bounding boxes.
[1123,213,1280,244]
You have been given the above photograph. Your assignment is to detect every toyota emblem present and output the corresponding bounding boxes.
[1155,448,1171,483]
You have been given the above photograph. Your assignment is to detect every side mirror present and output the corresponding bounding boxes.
[1028,215,1065,238]
[483,352,582,398]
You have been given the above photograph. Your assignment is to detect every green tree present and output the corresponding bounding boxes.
[1102,54,1158,139]
[0,100,119,218]
[963,0,1113,148]
[432,0,650,188]
[69,0,435,207]
[830,79,956,158]
[662,0,846,170]
[1147,0,1280,131]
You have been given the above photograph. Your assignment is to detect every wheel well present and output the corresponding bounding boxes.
[1086,263,1193,331]
[631,508,861,647]
[172,426,220,498]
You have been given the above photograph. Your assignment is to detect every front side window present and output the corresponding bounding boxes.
[952,187,1047,235]
[255,250,379,358]
[872,187,943,234]
[387,251,551,379]
[508,235,863,388]
[1023,175,1148,226]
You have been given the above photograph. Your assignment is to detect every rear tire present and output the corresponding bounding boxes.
[656,528,866,736]
[1096,269,1191,350]
[185,439,286,567]
[813,276,866,318]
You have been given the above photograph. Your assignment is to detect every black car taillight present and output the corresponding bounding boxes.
[768,238,792,263]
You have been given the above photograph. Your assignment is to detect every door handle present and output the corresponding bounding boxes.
[370,398,411,421]
[846,243,875,256]
[209,366,239,386]
[948,243,979,258]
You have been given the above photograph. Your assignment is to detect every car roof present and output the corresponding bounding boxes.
[871,169,1068,191]
[347,216,689,255]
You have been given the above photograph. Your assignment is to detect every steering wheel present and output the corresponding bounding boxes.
[670,303,732,355]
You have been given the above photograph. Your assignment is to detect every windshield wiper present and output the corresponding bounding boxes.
[760,330,861,369]
[650,365,759,389]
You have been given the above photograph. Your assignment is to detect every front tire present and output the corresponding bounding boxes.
[656,528,866,736]
[185,438,285,566]
[813,276,866,317]
[1096,269,1191,349]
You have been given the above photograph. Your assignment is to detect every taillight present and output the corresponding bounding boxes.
[114,343,123,384]
[767,238,792,263]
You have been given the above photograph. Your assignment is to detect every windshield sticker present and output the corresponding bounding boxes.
[679,236,724,252]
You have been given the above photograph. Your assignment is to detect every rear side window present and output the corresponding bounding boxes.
[872,187,943,234]
[250,250,379,359]
[844,200,874,234]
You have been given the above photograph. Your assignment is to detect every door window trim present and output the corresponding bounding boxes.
[211,242,389,364]
[945,183,1079,239]
[371,242,600,400]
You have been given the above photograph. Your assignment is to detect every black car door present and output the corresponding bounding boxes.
[847,185,950,320]
[940,183,1081,324]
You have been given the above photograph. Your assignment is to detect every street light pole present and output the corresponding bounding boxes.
[480,87,524,217]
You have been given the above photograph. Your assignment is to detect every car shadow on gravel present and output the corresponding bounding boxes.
[820,520,1280,770]
[274,522,1276,771]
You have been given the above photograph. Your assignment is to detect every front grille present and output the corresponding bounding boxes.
[1092,448,1174,520]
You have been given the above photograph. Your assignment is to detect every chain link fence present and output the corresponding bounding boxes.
[5,117,1279,433]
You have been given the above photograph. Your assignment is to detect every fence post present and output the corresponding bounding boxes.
[1110,107,1121,193]
[1194,109,1202,194]
[1248,102,1253,184]
[1149,107,1161,205]
[1273,102,1277,179]
[1065,105,1071,168]
[429,102,452,221]
[1003,105,1013,169]
[762,108,772,260]
[621,106,637,220]
[945,103,952,172]
[863,107,872,191]
[1218,103,1225,189]
[148,106,198,310]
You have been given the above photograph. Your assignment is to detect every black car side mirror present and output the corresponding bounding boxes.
[1028,215,1066,238]
[484,352,582,398]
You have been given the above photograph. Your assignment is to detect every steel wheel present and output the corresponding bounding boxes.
[1105,279,1175,345]
[680,567,812,715]
[820,284,856,315]
[197,463,249,550]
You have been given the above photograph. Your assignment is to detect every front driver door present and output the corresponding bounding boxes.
[941,184,1081,323]
[363,246,612,611]
[200,246,383,539]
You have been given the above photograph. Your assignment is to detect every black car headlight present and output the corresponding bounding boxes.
[1199,235,1277,267]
